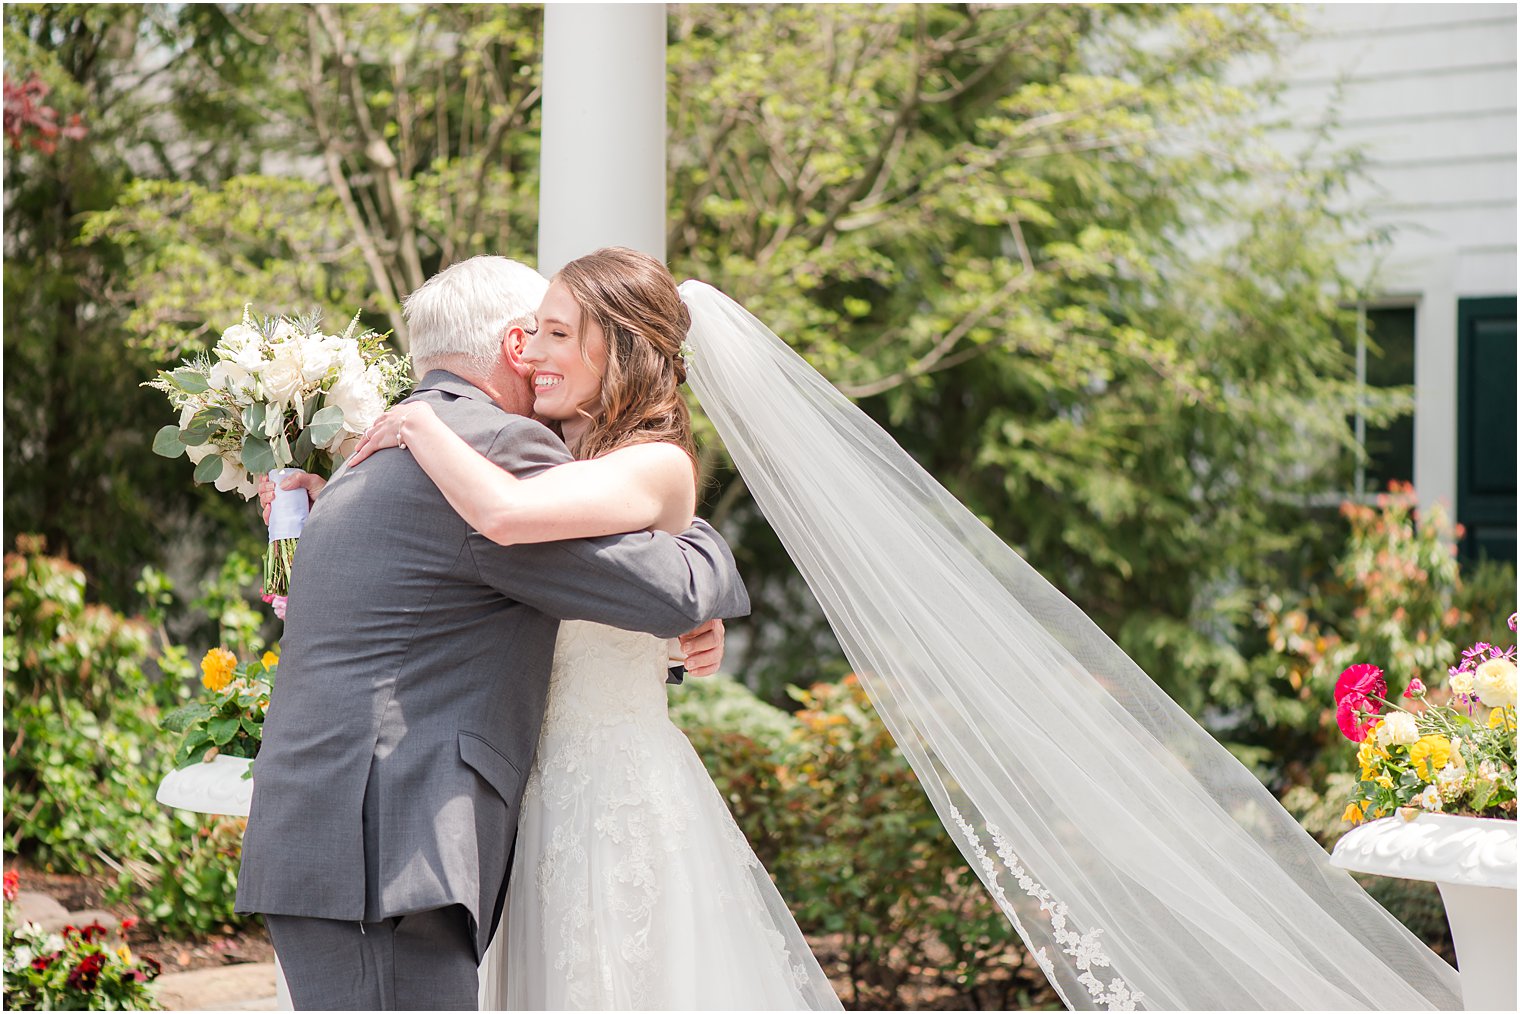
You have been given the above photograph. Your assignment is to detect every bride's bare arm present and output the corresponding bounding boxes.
[347,402,696,546]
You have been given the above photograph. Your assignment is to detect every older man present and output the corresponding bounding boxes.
[235,256,747,1010]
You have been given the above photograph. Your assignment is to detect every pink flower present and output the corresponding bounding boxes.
[1403,678,1425,698]
[1334,664,1386,742]
[271,595,287,620]
[1509,612,1517,632]
[1335,664,1386,706]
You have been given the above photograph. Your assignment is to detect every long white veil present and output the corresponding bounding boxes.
[679,280,1461,1011]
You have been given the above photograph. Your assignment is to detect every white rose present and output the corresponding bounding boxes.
[326,371,386,441]
[1375,711,1420,748]
[186,442,214,466]
[1474,658,1517,708]
[260,353,305,405]
[1449,670,1476,696]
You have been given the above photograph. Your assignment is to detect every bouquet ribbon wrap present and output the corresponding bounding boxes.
[268,468,310,542]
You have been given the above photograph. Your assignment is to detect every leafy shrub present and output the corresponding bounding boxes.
[3,536,253,937]
[673,674,1034,1009]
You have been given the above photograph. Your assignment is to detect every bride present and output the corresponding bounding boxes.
[354,247,1461,1011]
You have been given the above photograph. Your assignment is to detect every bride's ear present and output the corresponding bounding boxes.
[502,325,534,379]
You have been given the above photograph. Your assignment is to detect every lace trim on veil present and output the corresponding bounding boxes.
[949,806,1143,1011]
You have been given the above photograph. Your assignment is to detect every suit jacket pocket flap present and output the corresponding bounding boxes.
[457,731,522,804]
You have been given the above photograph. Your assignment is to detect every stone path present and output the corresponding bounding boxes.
[153,962,281,1011]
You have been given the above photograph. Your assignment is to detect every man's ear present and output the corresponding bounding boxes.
[502,325,533,379]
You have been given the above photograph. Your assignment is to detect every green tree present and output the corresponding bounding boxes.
[3,4,257,605]
[666,6,1395,725]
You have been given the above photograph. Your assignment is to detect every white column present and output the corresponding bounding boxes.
[537,3,667,276]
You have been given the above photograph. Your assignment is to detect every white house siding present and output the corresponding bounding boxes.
[1270,3,1516,544]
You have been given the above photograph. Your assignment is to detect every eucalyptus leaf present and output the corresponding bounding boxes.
[152,425,187,458]
[241,436,278,475]
[307,405,346,446]
[243,403,266,436]
[193,454,225,483]
[292,427,316,465]
[171,368,209,394]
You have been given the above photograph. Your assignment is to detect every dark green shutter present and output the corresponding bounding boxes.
[1456,296,1517,563]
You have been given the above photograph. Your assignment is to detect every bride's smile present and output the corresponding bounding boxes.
[521,279,608,444]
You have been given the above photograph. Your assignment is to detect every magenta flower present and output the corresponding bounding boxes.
[1334,664,1386,742]
[1403,678,1426,698]
[1509,612,1517,632]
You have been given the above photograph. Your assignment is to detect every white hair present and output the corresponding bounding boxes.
[403,256,549,375]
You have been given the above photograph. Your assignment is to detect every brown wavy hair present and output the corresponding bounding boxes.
[554,247,696,464]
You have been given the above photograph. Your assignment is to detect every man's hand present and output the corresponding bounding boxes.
[256,471,328,525]
[677,618,726,678]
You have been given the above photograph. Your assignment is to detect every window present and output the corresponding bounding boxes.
[1343,304,1416,498]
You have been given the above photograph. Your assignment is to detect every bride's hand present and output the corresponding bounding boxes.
[678,618,726,678]
[349,403,436,468]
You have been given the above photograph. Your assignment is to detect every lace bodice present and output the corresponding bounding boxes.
[540,620,672,734]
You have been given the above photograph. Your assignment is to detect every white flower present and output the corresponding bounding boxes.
[219,322,260,350]
[214,462,258,500]
[232,337,267,373]
[325,364,386,440]
[300,335,342,383]
[259,352,305,406]
[1450,670,1476,696]
[1416,784,1442,811]
[11,945,33,968]
[1375,711,1420,748]
[1474,658,1517,708]
[1436,764,1466,802]
[209,359,254,396]
[42,932,64,953]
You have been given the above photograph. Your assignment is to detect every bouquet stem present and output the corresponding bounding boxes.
[264,538,298,598]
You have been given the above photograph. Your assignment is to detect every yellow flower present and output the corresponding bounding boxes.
[200,647,237,692]
[1342,802,1368,825]
[261,651,279,670]
[1374,775,1394,789]
[1489,706,1516,731]
[116,944,133,962]
[1408,735,1452,780]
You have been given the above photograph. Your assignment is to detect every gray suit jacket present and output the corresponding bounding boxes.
[233,371,750,959]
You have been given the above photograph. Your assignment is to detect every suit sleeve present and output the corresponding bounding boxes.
[468,417,751,636]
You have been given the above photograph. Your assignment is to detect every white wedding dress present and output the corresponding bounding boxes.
[477,619,841,1011]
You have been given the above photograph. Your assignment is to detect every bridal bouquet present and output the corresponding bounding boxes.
[1336,613,1517,823]
[147,307,411,601]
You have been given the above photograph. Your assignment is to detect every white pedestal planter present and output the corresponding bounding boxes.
[157,758,293,1011]
[1331,813,1517,1011]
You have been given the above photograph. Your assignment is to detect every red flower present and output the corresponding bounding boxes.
[1403,678,1426,698]
[2,869,17,901]
[67,952,106,991]
[31,952,56,972]
[120,915,138,931]
[141,955,162,978]
[80,920,108,942]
